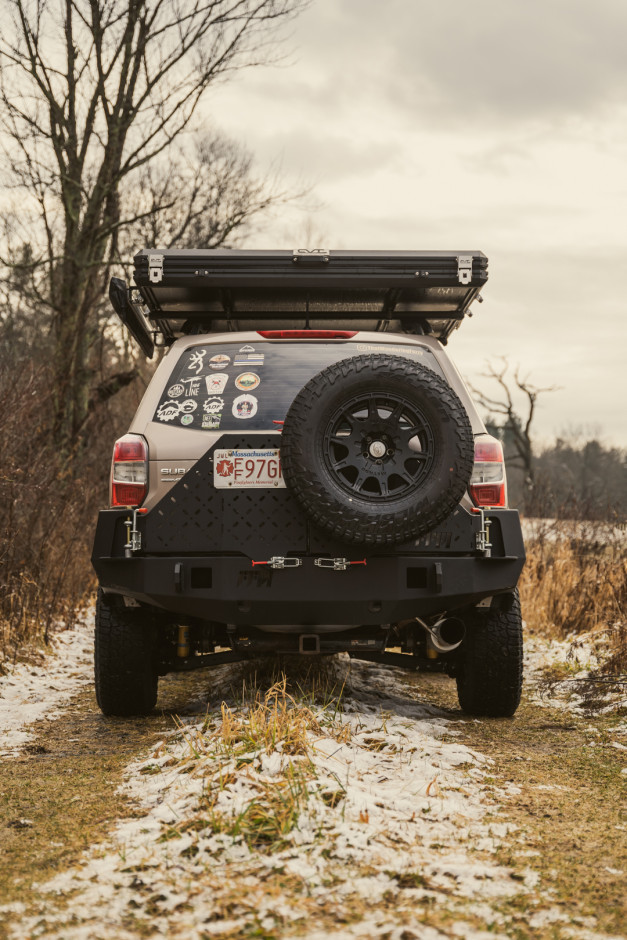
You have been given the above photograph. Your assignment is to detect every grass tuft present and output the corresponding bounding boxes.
[166,675,351,852]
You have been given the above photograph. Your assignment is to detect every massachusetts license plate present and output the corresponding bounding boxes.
[213,449,286,488]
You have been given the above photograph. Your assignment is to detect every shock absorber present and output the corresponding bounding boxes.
[177,625,190,658]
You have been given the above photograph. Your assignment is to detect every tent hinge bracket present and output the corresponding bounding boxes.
[457,255,473,285]
[148,254,164,284]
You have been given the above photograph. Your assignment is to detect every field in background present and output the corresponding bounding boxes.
[519,519,626,674]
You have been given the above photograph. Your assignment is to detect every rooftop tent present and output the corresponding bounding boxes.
[113,249,489,352]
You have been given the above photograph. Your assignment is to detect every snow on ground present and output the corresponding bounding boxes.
[524,628,627,715]
[12,658,539,940]
[0,613,93,757]
[1,613,623,937]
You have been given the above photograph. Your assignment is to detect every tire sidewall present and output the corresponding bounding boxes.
[281,354,474,544]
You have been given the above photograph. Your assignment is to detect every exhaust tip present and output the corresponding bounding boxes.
[418,616,466,653]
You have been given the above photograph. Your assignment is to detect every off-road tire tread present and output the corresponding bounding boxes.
[95,589,158,716]
[456,589,523,717]
[281,354,474,545]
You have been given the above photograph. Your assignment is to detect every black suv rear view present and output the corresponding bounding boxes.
[93,250,525,717]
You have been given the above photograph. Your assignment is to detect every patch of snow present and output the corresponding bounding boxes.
[10,658,532,939]
[0,613,93,758]
[524,631,627,715]
[528,906,571,927]
[521,519,626,545]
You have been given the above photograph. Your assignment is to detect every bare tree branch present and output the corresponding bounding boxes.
[469,356,559,509]
[0,0,308,442]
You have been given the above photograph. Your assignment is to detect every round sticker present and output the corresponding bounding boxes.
[180,414,194,426]
[235,372,260,391]
[167,383,184,398]
[232,394,258,420]
[178,399,197,414]
[203,397,224,415]
[209,354,231,370]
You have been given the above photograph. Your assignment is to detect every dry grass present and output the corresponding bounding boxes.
[161,676,351,852]
[519,521,627,673]
[0,363,144,664]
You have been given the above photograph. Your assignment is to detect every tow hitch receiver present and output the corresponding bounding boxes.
[252,557,302,569]
[314,557,367,571]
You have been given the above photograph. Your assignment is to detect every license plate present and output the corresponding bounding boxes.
[213,449,286,488]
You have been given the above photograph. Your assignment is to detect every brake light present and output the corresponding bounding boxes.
[256,330,357,339]
[469,435,507,508]
[111,434,148,507]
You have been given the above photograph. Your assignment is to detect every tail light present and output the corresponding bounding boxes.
[257,330,357,339]
[469,435,507,508]
[110,434,148,507]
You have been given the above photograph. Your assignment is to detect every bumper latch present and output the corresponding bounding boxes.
[251,557,302,569]
[314,557,367,571]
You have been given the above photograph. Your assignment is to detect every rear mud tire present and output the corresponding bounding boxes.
[281,354,474,545]
[95,589,158,717]
[456,589,523,718]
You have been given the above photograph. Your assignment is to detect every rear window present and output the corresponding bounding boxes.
[153,341,443,432]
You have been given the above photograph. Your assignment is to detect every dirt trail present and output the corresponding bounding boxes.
[0,667,242,918]
[411,673,627,937]
[1,661,625,939]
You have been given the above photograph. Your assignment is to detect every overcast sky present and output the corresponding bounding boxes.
[206,0,627,447]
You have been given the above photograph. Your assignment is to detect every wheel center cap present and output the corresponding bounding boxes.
[368,440,387,458]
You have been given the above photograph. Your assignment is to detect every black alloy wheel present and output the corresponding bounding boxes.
[323,391,436,501]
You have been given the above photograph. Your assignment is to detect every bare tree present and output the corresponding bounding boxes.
[470,357,557,507]
[121,133,292,252]
[0,0,306,443]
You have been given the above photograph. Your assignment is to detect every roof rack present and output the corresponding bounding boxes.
[110,249,488,355]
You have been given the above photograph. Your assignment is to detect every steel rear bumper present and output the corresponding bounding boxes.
[92,542,525,629]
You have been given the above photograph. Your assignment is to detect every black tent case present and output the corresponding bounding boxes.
[122,249,488,354]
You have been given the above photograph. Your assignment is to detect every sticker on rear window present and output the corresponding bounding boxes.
[232,394,258,419]
[234,353,264,367]
[157,399,197,422]
[203,397,224,415]
[235,372,260,391]
[154,341,444,432]
[209,354,230,369]
[205,373,229,393]
[188,349,207,373]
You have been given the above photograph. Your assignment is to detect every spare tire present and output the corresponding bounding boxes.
[281,354,474,545]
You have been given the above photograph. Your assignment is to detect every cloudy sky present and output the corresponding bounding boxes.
[207,0,627,447]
